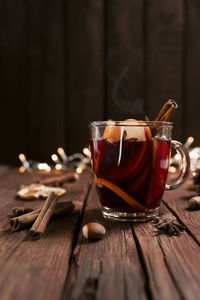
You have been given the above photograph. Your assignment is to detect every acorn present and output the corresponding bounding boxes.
[82,223,106,241]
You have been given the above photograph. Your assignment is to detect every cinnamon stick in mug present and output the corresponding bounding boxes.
[155,99,178,122]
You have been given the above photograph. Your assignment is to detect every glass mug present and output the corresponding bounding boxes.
[90,120,190,222]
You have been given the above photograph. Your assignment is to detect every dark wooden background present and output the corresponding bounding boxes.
[0,0,199,165]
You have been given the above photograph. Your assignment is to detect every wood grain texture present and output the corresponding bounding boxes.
[0,1,28,165]
[0,169,92,300]
[106,0,145,121]
[185,0,200,145]
[0,169,200,299]
[133,202,200,300]
[63,184,147,300]
[0,1,199,164]
[64,183,200,300]
[26,0,65,161]
[66,0,104,155]
[163,182,200,243]
[146,0,184,141]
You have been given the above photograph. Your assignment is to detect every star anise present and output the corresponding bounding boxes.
[153,214,186,236]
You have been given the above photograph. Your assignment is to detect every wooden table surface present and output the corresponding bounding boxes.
[0,168,200,300]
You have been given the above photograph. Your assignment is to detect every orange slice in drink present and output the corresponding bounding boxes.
[103,119,152,142]
[103,120,121,141]
[124,119,152,141]
[100,119,152,180]
[94,177,145,210]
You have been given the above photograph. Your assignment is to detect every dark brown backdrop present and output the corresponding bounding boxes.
[0,0,199,165]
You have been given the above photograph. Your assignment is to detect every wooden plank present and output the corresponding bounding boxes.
[63,184,147,300]
[0,166,10,176]
[146,0,184,141]
[185,0,200,145]
[0,170,44,225]
[0,169,92,300]
[162,183,200,243]
[0,169,38,189]
[64,183,200,300]
[106,0,145,120]
[0,1,28,165]
[66,0,104,155]
[133,202,200,300]
[26,0,65,161]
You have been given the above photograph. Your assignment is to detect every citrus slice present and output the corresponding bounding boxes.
[125,119,152,141]
[103,119,152,142]
[103,120,121,141]
[94,177,145,210]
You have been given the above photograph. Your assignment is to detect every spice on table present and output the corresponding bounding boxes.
[154,213,185,236]
[17,183,66,200]
[9,201,74,232]
[153,216,160,224]
[187,196,200,210]
[12,207,33,217]
[30,192,59,239]
[39,172,79,186]
[82,223,106,241]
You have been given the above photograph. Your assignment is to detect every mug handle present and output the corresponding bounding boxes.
[165,140,190,190]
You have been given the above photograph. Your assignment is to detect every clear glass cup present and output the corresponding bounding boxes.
[90,120,190,222]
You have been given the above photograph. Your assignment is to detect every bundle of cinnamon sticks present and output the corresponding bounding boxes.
[10,192,74,239]
[154,99,178,122]
[148,99,178,135]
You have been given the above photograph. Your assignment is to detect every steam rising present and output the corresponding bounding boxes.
[106,47,145,118]
[112,63,144,115]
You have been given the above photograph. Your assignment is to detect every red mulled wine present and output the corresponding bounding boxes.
[90,138,170,212]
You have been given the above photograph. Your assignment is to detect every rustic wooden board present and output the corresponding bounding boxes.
[0,169,92,300]
[1,1,200,164]
[1,1,200,165]
[0,1,28,165]
[63,184,147,300]
[133,202,200,300]
[26,0,66,161]
[106,0,145,121]
[64,183,200,300]
[146,0,184,141]
[185,0,200,145]
[66,0,104,154]
[0,169,200,299]
[163,182,200,243]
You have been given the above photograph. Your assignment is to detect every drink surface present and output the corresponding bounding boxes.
[90,138,170,212]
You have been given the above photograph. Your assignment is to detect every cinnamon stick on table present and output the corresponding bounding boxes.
[12,207,33,217]
[39,172,79,186]
[10,201,74,232]
[30,192,58,239]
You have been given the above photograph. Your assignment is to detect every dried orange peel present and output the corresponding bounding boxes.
[94,177,145,210]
